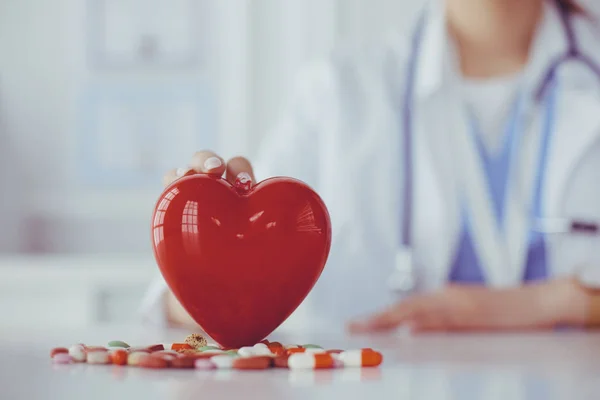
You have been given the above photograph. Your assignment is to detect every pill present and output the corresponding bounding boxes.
[270,347,286,357]
[305,348,327,354]
[107,347,128,352]
[127,352,148,366]
[110,349,128,366]
[260,339,270,345]
[52,353,72,364]
[107,340,130,348]
[202,350,225,355]
[185,334,208,349]
[253,347,274,357]
[194,359,216,370]
[128,347,151,354]
[274,356,289,368]
[288,353,334,370]
[238,346,256,357]
[199,345,221,352]
[171,343,193,351]
[339,349,383,367]
[87,351,110,365]
[253,343,269,350]
[177,350,210,359]
[333,358,344,368]
[151,352,178,362]
[50,347,68,358]
[211,355,236,369]
[146,344,164,352]
[301,344,323,349]
[139,355,168,369]
[232,356,272,370]
[171,356,196,369]
[268,341,283,348]
[287,348,306,355]
[68,344,86,362]
[85,346,108,353]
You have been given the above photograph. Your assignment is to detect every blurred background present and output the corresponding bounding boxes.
[0,0,425,330]
[0,0,598,330]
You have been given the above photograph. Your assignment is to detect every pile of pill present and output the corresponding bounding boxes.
[50,334,383,371]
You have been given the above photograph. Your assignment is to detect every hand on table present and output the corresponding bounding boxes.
[347,279,588,334]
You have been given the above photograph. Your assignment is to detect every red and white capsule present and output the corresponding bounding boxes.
[338,349,383,367]
[288,353,335,370]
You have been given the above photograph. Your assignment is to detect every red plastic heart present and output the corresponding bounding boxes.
[151,175,331,348]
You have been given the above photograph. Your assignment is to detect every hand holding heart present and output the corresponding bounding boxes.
[155,151,331,348]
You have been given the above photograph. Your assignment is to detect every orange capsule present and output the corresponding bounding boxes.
[259,339,270,345]
[274,356,289,368]
[271,347,286,357]
[110,349,128,366]
[288,353,334,369]
[232,356,272,370]
[287,348,306,355]
[339,349,383,367]
[139,355,169,369]
[171,343,193,351]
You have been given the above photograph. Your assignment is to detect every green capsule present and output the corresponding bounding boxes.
[107,340,130,348]
[199,345,222,352]
[301,344,323,349]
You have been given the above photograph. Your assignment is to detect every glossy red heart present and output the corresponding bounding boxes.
[151,174,331,348]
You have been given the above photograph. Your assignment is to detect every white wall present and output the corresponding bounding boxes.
[0,0,421,255]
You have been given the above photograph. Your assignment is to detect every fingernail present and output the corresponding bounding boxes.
[234,172,252,193]
[236,172,252,183]
[204,157,222,171]
[176,167,188,177]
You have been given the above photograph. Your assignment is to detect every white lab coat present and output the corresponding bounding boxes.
[141,1,600,331]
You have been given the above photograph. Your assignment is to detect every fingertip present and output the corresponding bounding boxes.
[203,156,225,175]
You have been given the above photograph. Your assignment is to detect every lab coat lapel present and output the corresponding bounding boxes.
[450,99,513,287]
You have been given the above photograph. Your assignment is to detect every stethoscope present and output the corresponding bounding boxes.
[388,0,600,295]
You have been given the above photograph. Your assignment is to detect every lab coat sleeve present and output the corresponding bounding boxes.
[555,137,600,278]
[139,60,340,327]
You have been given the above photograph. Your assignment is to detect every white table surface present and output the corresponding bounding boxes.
[4,324,600,400]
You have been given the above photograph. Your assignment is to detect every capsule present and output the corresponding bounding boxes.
[146,344,164,352]
[68,344,86,362]
[211,355,236,369]
[87,350,110,365]
[288,353,334,370]
[194,359,216,370]
[127,351,148,366]
[139,355,168,369]
[339,349,383,367]
[237,346,257,357]
[232,356,272,370]
[52,353,72,364]
[171,356,196,369]
[110,349,128,365]
[274,356,289,368]
[50,347,68,358]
